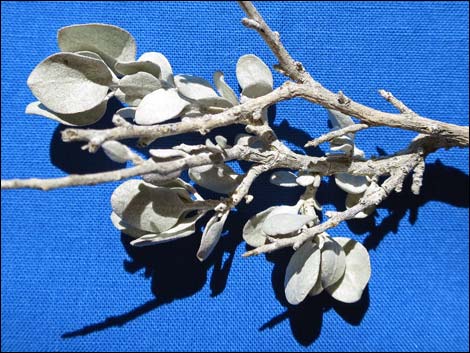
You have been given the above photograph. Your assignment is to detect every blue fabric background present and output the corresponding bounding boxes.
[1,1,468,351]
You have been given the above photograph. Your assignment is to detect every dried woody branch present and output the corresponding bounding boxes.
[1,1,468,267]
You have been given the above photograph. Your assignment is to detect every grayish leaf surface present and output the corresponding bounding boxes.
[174,75,218,100]
[236,54,273,98]
[27,52,113,114]
[296,174,316,187]
[284,241,321,305]
[139,52,175,86]
[58,23,136,69]
[115,53,162,78]
[197,211,229,261]
[25,99,108,126]
[118,72,162,106]
[135,88,190,125]
[189,163,241,194]
[149,149,189,161]
[130,212,203,247]
[326,237,371,303]
[213,71,239,106]
[262,213,315,237]
[111,180,186,233]
[102,141,134,163]
[335,173,369,194]
[320,236,346,288]
[327,109,355,129]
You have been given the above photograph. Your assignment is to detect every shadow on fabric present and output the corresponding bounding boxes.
[57,99,468,344]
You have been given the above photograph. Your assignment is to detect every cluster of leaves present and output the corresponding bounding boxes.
[25,23,373,306]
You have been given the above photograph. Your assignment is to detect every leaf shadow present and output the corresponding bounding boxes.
[259,248,369,346]
[57,97,467,343]
[50,98,126,174]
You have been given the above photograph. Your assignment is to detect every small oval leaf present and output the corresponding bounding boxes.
[149,149,189,161]
[174,74,218,101]
[111,180,186,233]
[296,174,316,187]
[325,237,371,303]
[236,54,273,98]
[327,109,355,129]
[139,52,175,86]
[335,173,369,194]
[115,57,161,78]
[102,141,134,163]
[242,205,298,248]
[284,241,321,305]
[130,212,204,247]
[197,211,229,261]
[213,71,239,106]
[58,23,136,69]
[118,72,162,105]
[135,88,190,125]
[27,52,113,114]
[189,163,241,194]
[25,99,108,127]
[320,236,346,288]
[263,213,315,237]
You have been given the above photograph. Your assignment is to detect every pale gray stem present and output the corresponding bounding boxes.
[305,124,369,148]
[378,89,416,115]
[242,153,421,257]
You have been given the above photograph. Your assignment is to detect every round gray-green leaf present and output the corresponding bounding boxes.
[197,211,229,262]
[262,213,315,237]
[189,163,241,194]
[335,173,369,194]
[284,241,321,305]
[213,71,239,106]
[130,212,203,247]
[115,56,161,78]
[326,237,371,304]
[110,212,149,239]
[320,236,346,288]
[236,54,273,98]
[102,141,134,163]
[27,52,113,114]
[196,96,234,111]
[242,205,298,248]
[111,180,186,233]
[308,274,324,297]
[25,99,108,127]
[135,88,190,125]
[174,75,218,101]
[270,171,299,188]
[58,23,136,69]
[139,52,174,86]
[118,72,162,106]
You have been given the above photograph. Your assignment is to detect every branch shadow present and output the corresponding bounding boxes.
[346,159,469,250]
[253,159,468,346]
[58,95,468,344]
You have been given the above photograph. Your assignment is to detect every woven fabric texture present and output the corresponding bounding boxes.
[1,1,469,352]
